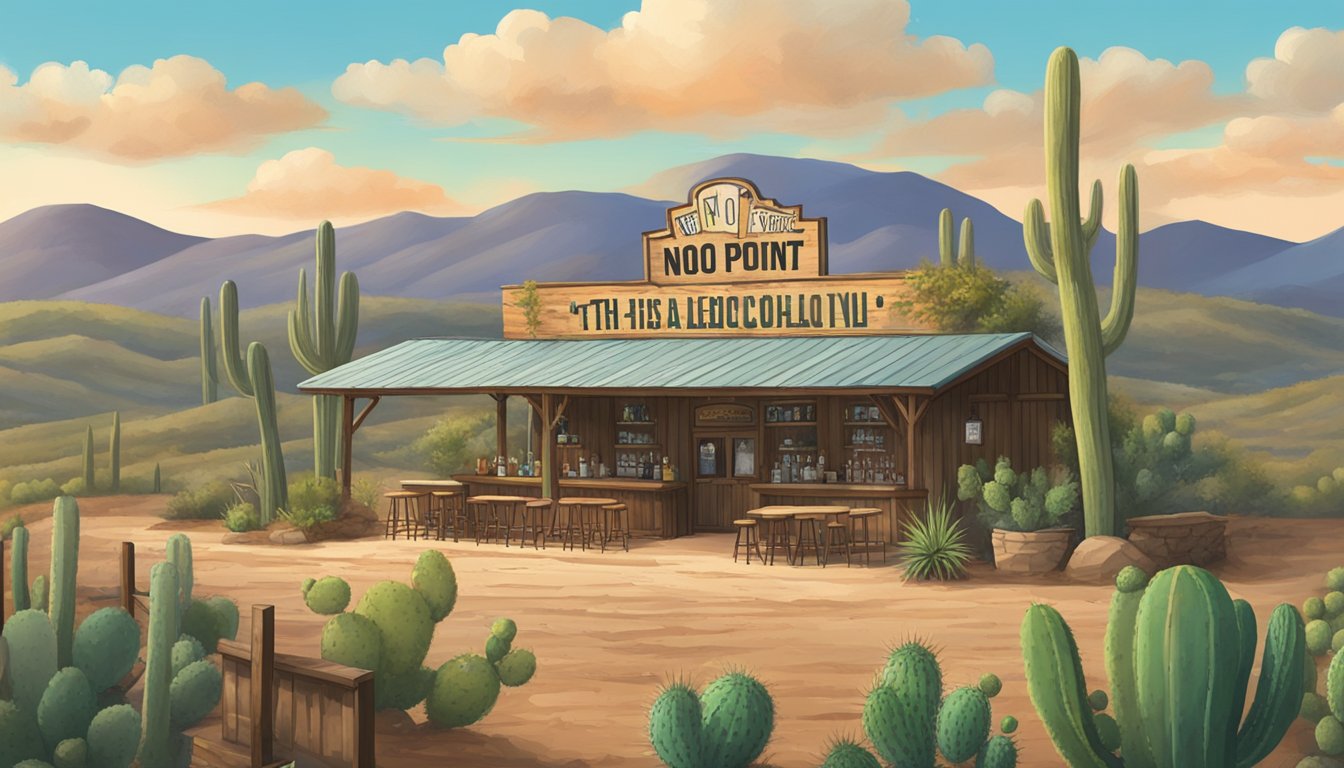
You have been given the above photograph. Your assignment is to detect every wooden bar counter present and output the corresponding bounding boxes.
[749,483,928,544]
[452,475,689,539]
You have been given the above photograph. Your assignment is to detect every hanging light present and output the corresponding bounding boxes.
[965,411,983,445]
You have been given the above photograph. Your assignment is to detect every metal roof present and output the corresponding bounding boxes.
[297,333,1065,395]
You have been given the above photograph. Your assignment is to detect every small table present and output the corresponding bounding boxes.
[465,495,534,547]
[746,506,850,565]
[400,479,465,492]
[556,497,620,551]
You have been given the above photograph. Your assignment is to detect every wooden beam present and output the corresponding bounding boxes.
[120,542,135,619]
[902,394,930,489]
[1018,393,1067,402]
[968,393,1010,403]
[351,396,381,432]
[353,673,375,767]
[540,394,558,501]
[910,394,931,426]
[890,395,910,423]
[250,605,275,768]
[549,395,571,430]
[494,394,508,463]
[868,395,903,432]
[340,396,355,501]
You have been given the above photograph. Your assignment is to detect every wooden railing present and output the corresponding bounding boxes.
[218,607,375,768]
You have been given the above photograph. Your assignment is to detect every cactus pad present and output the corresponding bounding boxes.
[303,577,351,615]
[171,637,206,677]
[3,609,58,714]
[354,581,433,677]
[72,607,140,693]
[1087,689,1108,711]
[491,617,518,643]
[53,737,87,768]
[376,665,434,711]
[301,578,316,596]
[936,686,992,764]
[169,659,223,730]
[425,653,501,728]
[1318,715,1344,756]
[1000,715,1018,734]
[1309,620,1333,656]
[496,649,536,687]
[976,734,1018,768]
[0,700,43,767]
[320,612,381,671]
[486,634,511,664]
[412,551,458,622]
[648,682,702,768]
[85,703,139,768]
[181,598,226,654]
[1115,565,1148,594]
[699,671,774,768]
[1328,648,1344,721]
[1093,713,1121,752]
[37,667,96,751]
[1307,597,1328,621]
[1329,568,1344,593]
[979,673,1003,698]
[1304,693,1331,723]
[1327,592,1344,619]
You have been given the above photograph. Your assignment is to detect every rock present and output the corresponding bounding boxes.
[991,529,1073,574]
[1125,511,1228,569]
[308,513,377,542]
[1066,536,1158,584]
[268,527,309,545]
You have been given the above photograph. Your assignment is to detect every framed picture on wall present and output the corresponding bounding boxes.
[733,437,756,477]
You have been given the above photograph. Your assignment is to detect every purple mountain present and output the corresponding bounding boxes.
[0,153,1322,315]
[0,204,205,300]
[1196,225,1344,317]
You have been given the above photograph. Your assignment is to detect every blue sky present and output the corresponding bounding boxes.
[0,1,1340,239]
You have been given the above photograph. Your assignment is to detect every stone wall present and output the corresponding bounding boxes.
[1125,511,1227,568]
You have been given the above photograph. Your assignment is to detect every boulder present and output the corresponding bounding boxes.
[268,527,309,545]
[1125,511,1228,568]
[1066,536,1158,584]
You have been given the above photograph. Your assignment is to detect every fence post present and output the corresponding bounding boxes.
[251,605,275,768]
[354,674,375,767]
[120,542,135,618]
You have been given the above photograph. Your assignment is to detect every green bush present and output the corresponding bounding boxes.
[1,514,22,540]
[280,505,337,531]
[11,478,61,506]
[957,456,1079,532]
[413,415,493,478]
[895,259,1061,343]
[59,478,85,497]
[221,503,260,533]
[164,481,234,520]
[351,477,382,511]
[285,475,339,518]
[1290,467,1344,517]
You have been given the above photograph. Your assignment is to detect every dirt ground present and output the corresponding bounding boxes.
[6,496,1333,768]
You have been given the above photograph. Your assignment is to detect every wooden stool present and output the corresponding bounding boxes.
[601,503,630,553]
[499,498,537,548]
[526,499,554,549]
[560,504,589,552]
[794,514,825,566]
[848,508,886,566]
[824,520,850,567]
[429,491,464,541]
[731,519,764,564]
[466,499,494,545]
[759,512,794,565]
[383,492,425,541]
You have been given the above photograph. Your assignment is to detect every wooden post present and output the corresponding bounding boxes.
[540,393,557,501]
[353,674,375,767]
[494,394,508,463]
[120,542,135,618]
[251,605,275,767]
[341,395,355,501]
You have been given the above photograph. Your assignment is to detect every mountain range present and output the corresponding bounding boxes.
[1,153,1339,317]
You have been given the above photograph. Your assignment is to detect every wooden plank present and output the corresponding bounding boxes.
[218,640,373,687]
[291,680,310,757]
[341,395,355,500]
[221,659,238,742]
[251,606,275,767]
[275,672,294,751]
[494,394,508,463]
[322,684,343,758]
[342,690,355,760]
[354,676,374,767]
[308,681,324,756]
[351,396,380,432]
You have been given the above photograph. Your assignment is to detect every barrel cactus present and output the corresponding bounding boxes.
[306,550,535,724]
[647,671,774,768]
[819,737,881,768]
[1022,564,1306,768]
[936,686,992,763]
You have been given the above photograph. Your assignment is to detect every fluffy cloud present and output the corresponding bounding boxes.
[0,56,325,161]
[1246,27,1344,112]
[333,0,992,140]
[202,148,464,221]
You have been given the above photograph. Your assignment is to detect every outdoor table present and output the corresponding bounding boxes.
[399,479,465,492]
[746,505,850,565]
[556,496,620,551]
[465,495,535,547]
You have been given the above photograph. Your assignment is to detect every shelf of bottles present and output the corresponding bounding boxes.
[616,402,668,480]
[841,402,903,486]
[765,401,825,483]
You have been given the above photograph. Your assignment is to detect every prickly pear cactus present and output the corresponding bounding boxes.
[425,654,501,728]
[303,576,351,615]
[936,686,992,764]
[819,738,882,768]
[976,734,1019,768]
[3,610,58,714]
[72,608,140,693]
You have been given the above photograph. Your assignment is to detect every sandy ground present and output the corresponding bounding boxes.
[4,495,1334,768]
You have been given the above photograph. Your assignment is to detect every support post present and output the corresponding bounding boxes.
[251,605,275,767]
[341,395,355,501]
[353,675,375,767]
[540,393,558,501]
[494,394,508,463]
[120,542,135,618]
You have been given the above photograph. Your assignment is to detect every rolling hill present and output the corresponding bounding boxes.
[1196,225,1344,317]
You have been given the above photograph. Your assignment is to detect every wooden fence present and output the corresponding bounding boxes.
[119,542,374,768]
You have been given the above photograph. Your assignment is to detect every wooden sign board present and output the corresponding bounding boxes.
[502,176,932,339]
[502,274,931,338]
[644,178,826,285]
[696,403,755,426]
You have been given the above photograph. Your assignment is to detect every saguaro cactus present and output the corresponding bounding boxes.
[153,463,161,493]
[937,209,976,268]
[288,221,359,481]
[109,410,121,493]
[137,562,178,768]
[220,280,288,523]
[50,496,80,668]
[12,525,29,611]
[200,296,217,406]
[1022,47,1138,538]
[82,425,95,492]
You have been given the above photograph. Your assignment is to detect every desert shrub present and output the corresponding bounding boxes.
[280,504,338,531]
[899,497,972,581]
[1289,467,1344,517]
[222,502,261,533]
[0,479,12,507]
[1,514,22,540]
[164,480,234,520]
[285,474,339,516]
[351,477,383,511]
[413,414,494,478]
[957,456,1079,532]
[60,477,86,496]
[896,260,1060,343]
[11,478,61,505]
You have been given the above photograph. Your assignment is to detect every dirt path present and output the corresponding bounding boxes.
[6,496,1332,767]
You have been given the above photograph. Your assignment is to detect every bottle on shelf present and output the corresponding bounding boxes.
[661,455,671,481]
[772,461,782,483]
[818,451,827,481]
[578,455,589,478]
[496,455,507,477]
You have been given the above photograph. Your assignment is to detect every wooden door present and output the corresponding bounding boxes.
[692,431,757,532]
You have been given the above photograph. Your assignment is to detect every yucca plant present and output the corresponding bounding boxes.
[899,496,972,581]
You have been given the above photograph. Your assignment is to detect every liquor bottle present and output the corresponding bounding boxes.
[817,451,826,480]
[578,455,589,478]
[803,455,815,482]
[772,461,782,483]
[661,455,671,481]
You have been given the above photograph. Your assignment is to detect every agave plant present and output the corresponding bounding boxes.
[899,496,972,581]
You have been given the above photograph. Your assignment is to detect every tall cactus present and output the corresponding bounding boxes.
[1022,47,1138,538]
[109,410,121,493]
[1022,565,1305,768]
[82,425,94,492]
[153,463,161,494]
[166,534,193,633]
[220,281,288,523]
[288,221,360,481]
[200,296,217,406]
[49,496,79,668]
[137,562,178,768]
[937,208,976,269]
[11,525,29,611]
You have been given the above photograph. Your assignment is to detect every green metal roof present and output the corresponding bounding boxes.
[298,333,1064,395]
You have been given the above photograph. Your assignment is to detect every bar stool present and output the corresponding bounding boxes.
[559,503,590,552]
[526,499,554,549]
[848,508,886,566]
[601,503,630,553]
[794,514,825,566]
[759,512,794,566]
[824,520,851,567]
[383,491,425,541]
[731,518,764,564]
[466,498,495,545]
[429,491,465,541]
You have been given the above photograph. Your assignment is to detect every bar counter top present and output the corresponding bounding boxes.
[750,483,927,497]
[452,474,686,492]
